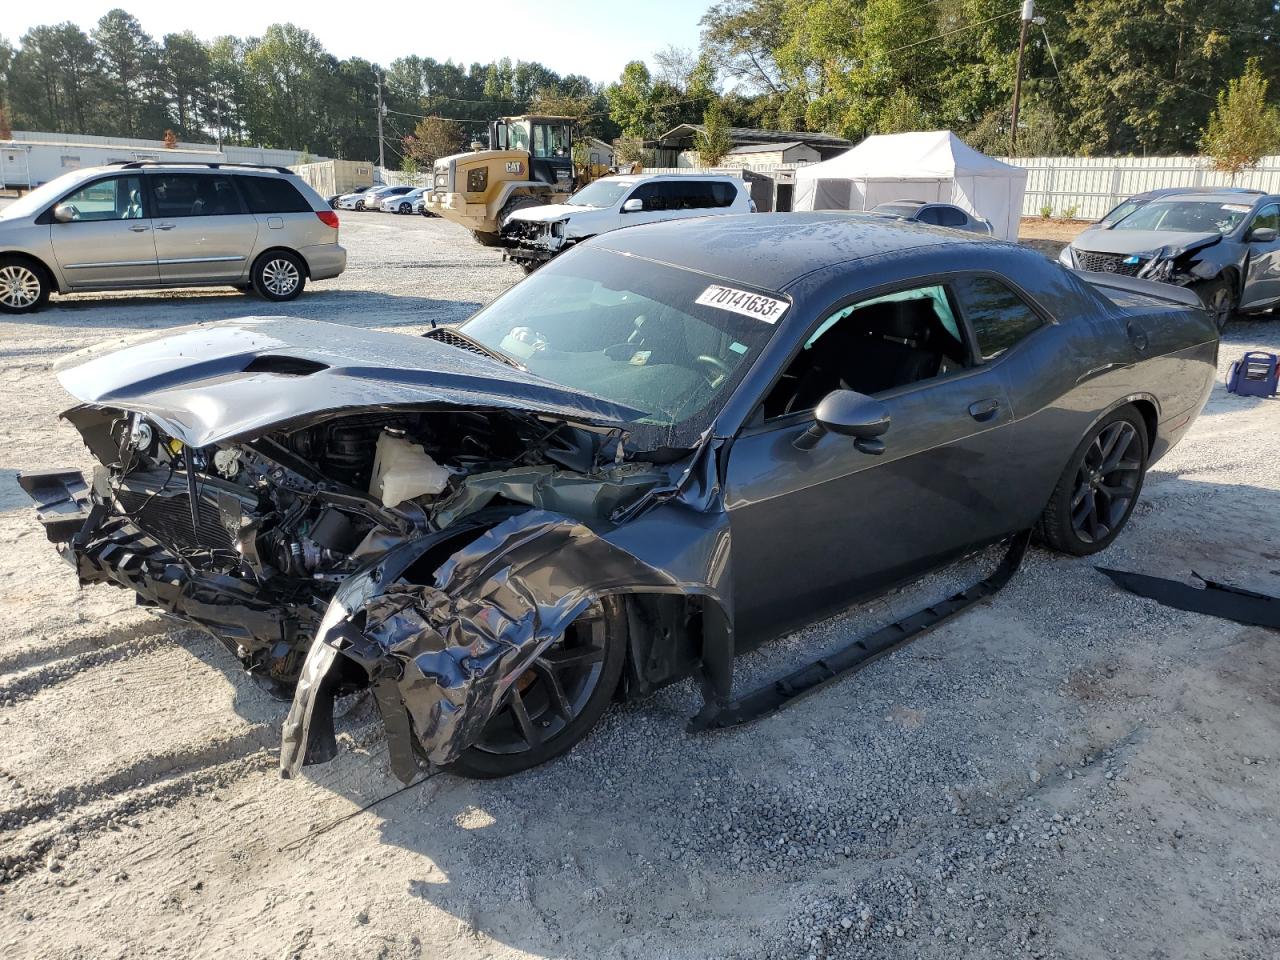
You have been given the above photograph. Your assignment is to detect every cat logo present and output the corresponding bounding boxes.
[505,161,523,174]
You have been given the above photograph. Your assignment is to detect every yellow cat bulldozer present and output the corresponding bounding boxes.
[423,115,603,247]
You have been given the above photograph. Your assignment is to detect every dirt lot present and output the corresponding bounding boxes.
[2,211,1279,960]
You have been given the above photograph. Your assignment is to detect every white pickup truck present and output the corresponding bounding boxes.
[501,173,755,271]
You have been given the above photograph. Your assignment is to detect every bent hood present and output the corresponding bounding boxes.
[55,316,645,447]
[1073,228,1221,257]
[505,203,590,224]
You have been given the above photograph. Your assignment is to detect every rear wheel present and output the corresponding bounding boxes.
[448,597,626,779]
[251,251,306,302]
[1037,407,1148,556]
[1193,277,1236,332]
[398,201,411,214]
[0,258,49,314]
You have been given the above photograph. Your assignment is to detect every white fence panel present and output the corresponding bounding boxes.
[1000,155,1280,219]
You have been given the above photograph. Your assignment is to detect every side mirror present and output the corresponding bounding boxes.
[621,198,643,213]
[1248,226,1277,244]
[53,203,77,223]
[794,390,891,453]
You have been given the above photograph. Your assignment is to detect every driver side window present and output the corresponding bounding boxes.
[1250,203,1279,235]
[57,176,145,221]
[762,285,972,419]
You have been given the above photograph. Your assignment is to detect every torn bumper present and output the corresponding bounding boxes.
[17,467,300,653]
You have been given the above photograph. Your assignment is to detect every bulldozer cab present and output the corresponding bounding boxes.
[490,115,575,191]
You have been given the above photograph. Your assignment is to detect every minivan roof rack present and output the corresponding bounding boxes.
[107,160,295,175]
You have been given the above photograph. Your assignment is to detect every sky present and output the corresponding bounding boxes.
[5,1,710,84]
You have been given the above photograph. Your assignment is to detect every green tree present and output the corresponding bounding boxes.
[243,24,332,150]
[93,9,158,137]
[695,101,734,164]
[160,31,209,136]
[404,115,464,167]
[1060,0,1278,155]
[1201,59,1280,179]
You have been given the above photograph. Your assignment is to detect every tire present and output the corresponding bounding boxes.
[1193,277,1236,332]
[251,251,306,302]
[0,257,51,314]
[1037,406,1149,556]
[398,202,411,214]
[471,230,507,247]
[448,597,627,779]
[354,200,365,211]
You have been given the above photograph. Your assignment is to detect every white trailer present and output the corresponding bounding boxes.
[0,139,226,190]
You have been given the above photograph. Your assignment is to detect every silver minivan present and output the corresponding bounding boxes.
[0,161,347,314]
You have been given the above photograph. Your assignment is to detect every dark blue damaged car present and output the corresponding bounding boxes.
[19,213,1217,783]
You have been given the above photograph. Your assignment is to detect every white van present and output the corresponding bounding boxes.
[501,174,755,270]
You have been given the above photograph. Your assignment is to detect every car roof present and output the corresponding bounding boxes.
[596,173,743,186]
[592,212,985,292]
[1141,192,1273,204]
[1131,186,1267,201]
[58,163,299,182]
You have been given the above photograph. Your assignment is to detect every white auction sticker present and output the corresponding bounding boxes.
[695,285,789,323]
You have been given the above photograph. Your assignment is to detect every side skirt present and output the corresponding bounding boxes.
[688,530,1032,731]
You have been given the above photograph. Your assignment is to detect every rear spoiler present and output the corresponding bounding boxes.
[1074,270,1204,309]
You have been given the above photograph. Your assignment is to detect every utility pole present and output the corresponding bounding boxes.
[1010,0,1034,156]
[376,71,386,171]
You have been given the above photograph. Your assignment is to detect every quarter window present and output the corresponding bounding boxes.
[149,174,247,217]
[57,176,145,221]
[953,276,1043,361]
[238,176,312,214]
[938,207,968,227]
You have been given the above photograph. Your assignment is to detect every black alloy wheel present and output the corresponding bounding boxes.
[1038,407,1148,556]
[448,598,626,779]
[1069,420,1144,545]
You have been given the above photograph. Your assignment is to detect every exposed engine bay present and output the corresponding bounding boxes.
[56,403,664,696]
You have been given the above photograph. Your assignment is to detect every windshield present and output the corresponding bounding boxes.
[1100,198,1143,225]
[1113,199,1253,234]
[566,180,632,208]
[459,247,784,449]
[0,171,84,220]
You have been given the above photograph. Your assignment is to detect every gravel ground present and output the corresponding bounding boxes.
[1,210,1279,960]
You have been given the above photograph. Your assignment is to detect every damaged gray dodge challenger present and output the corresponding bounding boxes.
[20,213,1217,784]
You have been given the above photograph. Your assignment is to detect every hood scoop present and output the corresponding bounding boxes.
[244,355,329,376]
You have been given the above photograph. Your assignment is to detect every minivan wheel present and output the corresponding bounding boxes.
[447,597,627,779]
[252,251,306,301]
[1037,407,1148,556]
[0,258,49,314]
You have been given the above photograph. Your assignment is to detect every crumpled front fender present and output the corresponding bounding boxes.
[281,509,728,784]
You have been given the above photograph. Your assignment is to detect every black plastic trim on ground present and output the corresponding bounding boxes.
[689,530,1032,731]
[1098,567,1280,629]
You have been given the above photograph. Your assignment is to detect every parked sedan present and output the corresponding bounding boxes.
[381,187,426,214]
[869,199,992,235]
[21,214,1215,784]
[327,185,372,209]
[1061,191,1280,329]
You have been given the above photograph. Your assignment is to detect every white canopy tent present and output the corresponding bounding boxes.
[792,131,1028,241]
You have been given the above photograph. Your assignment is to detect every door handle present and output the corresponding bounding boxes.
[128,224,150,232]
[968,398,1001,422]
[156,223,176,231]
